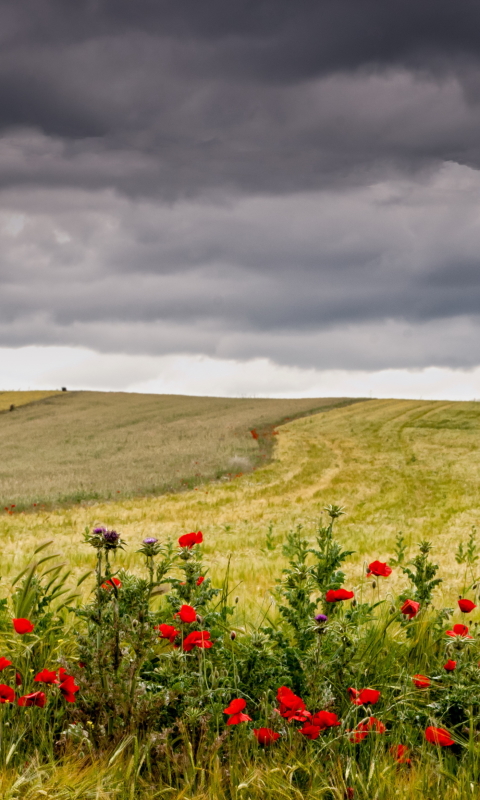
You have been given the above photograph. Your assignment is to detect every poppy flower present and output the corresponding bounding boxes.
[223,698,252,725]
[0,657,12,671]
[348,688,381,705]
[182,631,212,651]
[12,618,34,634]
[325,589,355,602]
[0,684,15,703]
[156,624,180,644]
[445,623,472,639]
[253,727,281,745]
[178,531,203,548]
[176,604,197,624]
[350,717,386,742]
[412,674,430,689]
[276,686,311,722]
[367,561,392,578]
[444,660,457,672]
[299,722,321,739]
[196,576,205,586]
[458,599,476,613]
[101,577,122,590]
[346,789,355,799]
[400,599,420,619]
[390,744,411,764]
[425,726,454,746]
[34,669,58,685]
[59,675,80,703]
[250,429,259,440]
[15,673,22,686]
[58,667,70,683]
[18,691,46,707]
[311,710,341,729]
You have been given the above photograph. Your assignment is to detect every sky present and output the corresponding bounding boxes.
[2,0,480,399]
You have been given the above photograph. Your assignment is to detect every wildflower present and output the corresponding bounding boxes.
[350,717,386,742]
[348,688,381,705]
[367,561,392,578]
[34,669,59,685]
[253,727,280,745]
[178,531,203,548]
[196,576,205,586]
[0,657,12,670]
[101,577,122,591]
[412,674,430,689]
[182,631,212,651]
[299,722,321,739]
[425,726,454,746]
[277,686,310,722]
[58,667,70,682]
[102,529,120,545]
[143,537,158,545]
[444,660,457,672]
[156,624,180,644]
[346,789,355,799]
[223,698,252,725]
[458,598,476,613]
[445,623,472,639]
[0,685,15,703]
[315,613,328,623]
[15,673,22,686]
[325,589,355,602]
[400,599,420,619]
[250,429,259,440]
[59,675,80,703]
[177,604,197,624]
[18,691,46,707]
[390,744,411,764]
[311,710,341,729]
[12,618,34,634]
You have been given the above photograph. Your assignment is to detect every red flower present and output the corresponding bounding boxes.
[325,589,354,602]
[445,623,472,639]
[250,429,259,440]
[299,722,321,739]
[444,660,457,672]
[350,717,386,742]
[15,673,22,686]
[0,657,12,671]
[12,618,34,634]
[348,688,381,705]
[178,531,203,548]
[58,667,70,682]
[177,604,197,624]
[346,789,355,799]
[34,669,58,685]
[425,726,454,746]
[18,691,46,707]
[311,710,341,729]
[412,674,430,689]
[253,727,281,745]
[390,744,411,764]
[400,599,420,618]
[101,577,122,590]
[59,675,80,703]
[0,684,15,703]
[223,698,253,725]
[196,576,205,586]
[458,599,476,613]
[182,631,212,651]
[156,624,180,644]
[276,686,311,722]
[367,561,392,578]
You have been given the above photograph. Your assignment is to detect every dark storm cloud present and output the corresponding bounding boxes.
[1,1,480,372]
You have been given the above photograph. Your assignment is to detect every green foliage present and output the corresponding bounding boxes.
[401,540,442,605]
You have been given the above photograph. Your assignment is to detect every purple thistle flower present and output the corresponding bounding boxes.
[93,526,106,534]
[315,614,328,623]
[102,529,120,544]
[143,537,158,545]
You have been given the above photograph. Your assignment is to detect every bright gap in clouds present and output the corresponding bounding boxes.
[0,346,479,401]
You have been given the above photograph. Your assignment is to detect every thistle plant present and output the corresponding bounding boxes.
[401,540,442,605]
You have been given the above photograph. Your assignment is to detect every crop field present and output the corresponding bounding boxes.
[1,394,480,799]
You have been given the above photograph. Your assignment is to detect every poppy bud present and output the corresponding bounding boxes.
[351,599,357,607]
[235,597,239,604]
[230,631,236,640]
[196,614,203,624]
[371,581,377,589]
[132,619,138,628]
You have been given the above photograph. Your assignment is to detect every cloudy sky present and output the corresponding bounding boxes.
[2,0,480,399]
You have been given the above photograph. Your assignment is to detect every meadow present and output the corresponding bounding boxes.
[1,394,480,799]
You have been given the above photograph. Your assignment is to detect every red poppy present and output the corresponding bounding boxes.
[444,660,457,672]
[458,599,476,613]
[425,726,454,746]
[412,674,430,689]
[253,727,281,745]
[0,657,12,671]
[101,577,122,591]
[350,717,386,742]
[367,561,392,578]
[18,691,46,707]
[346,789,355,799]
[348,688,381,705]
[178,531,203,548]
[223,699,252,725]
[250,429,259,440]
[299,722,321,739]
[59,675,80,703]
[311,710,341,729]
[196,576,205,586]
[390,744,411,764]
[182,631,212,651]
[58,667,70,682]
[0,684,15,703]
[156,623,180,644]
[34,669,59,685]
[15,673,22,686]
[177,604,197,624]
[325,589,355,602]
[276,686,311,722]
[400,599,420,618]
[445,623,472,639]
[12,618,34,634]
